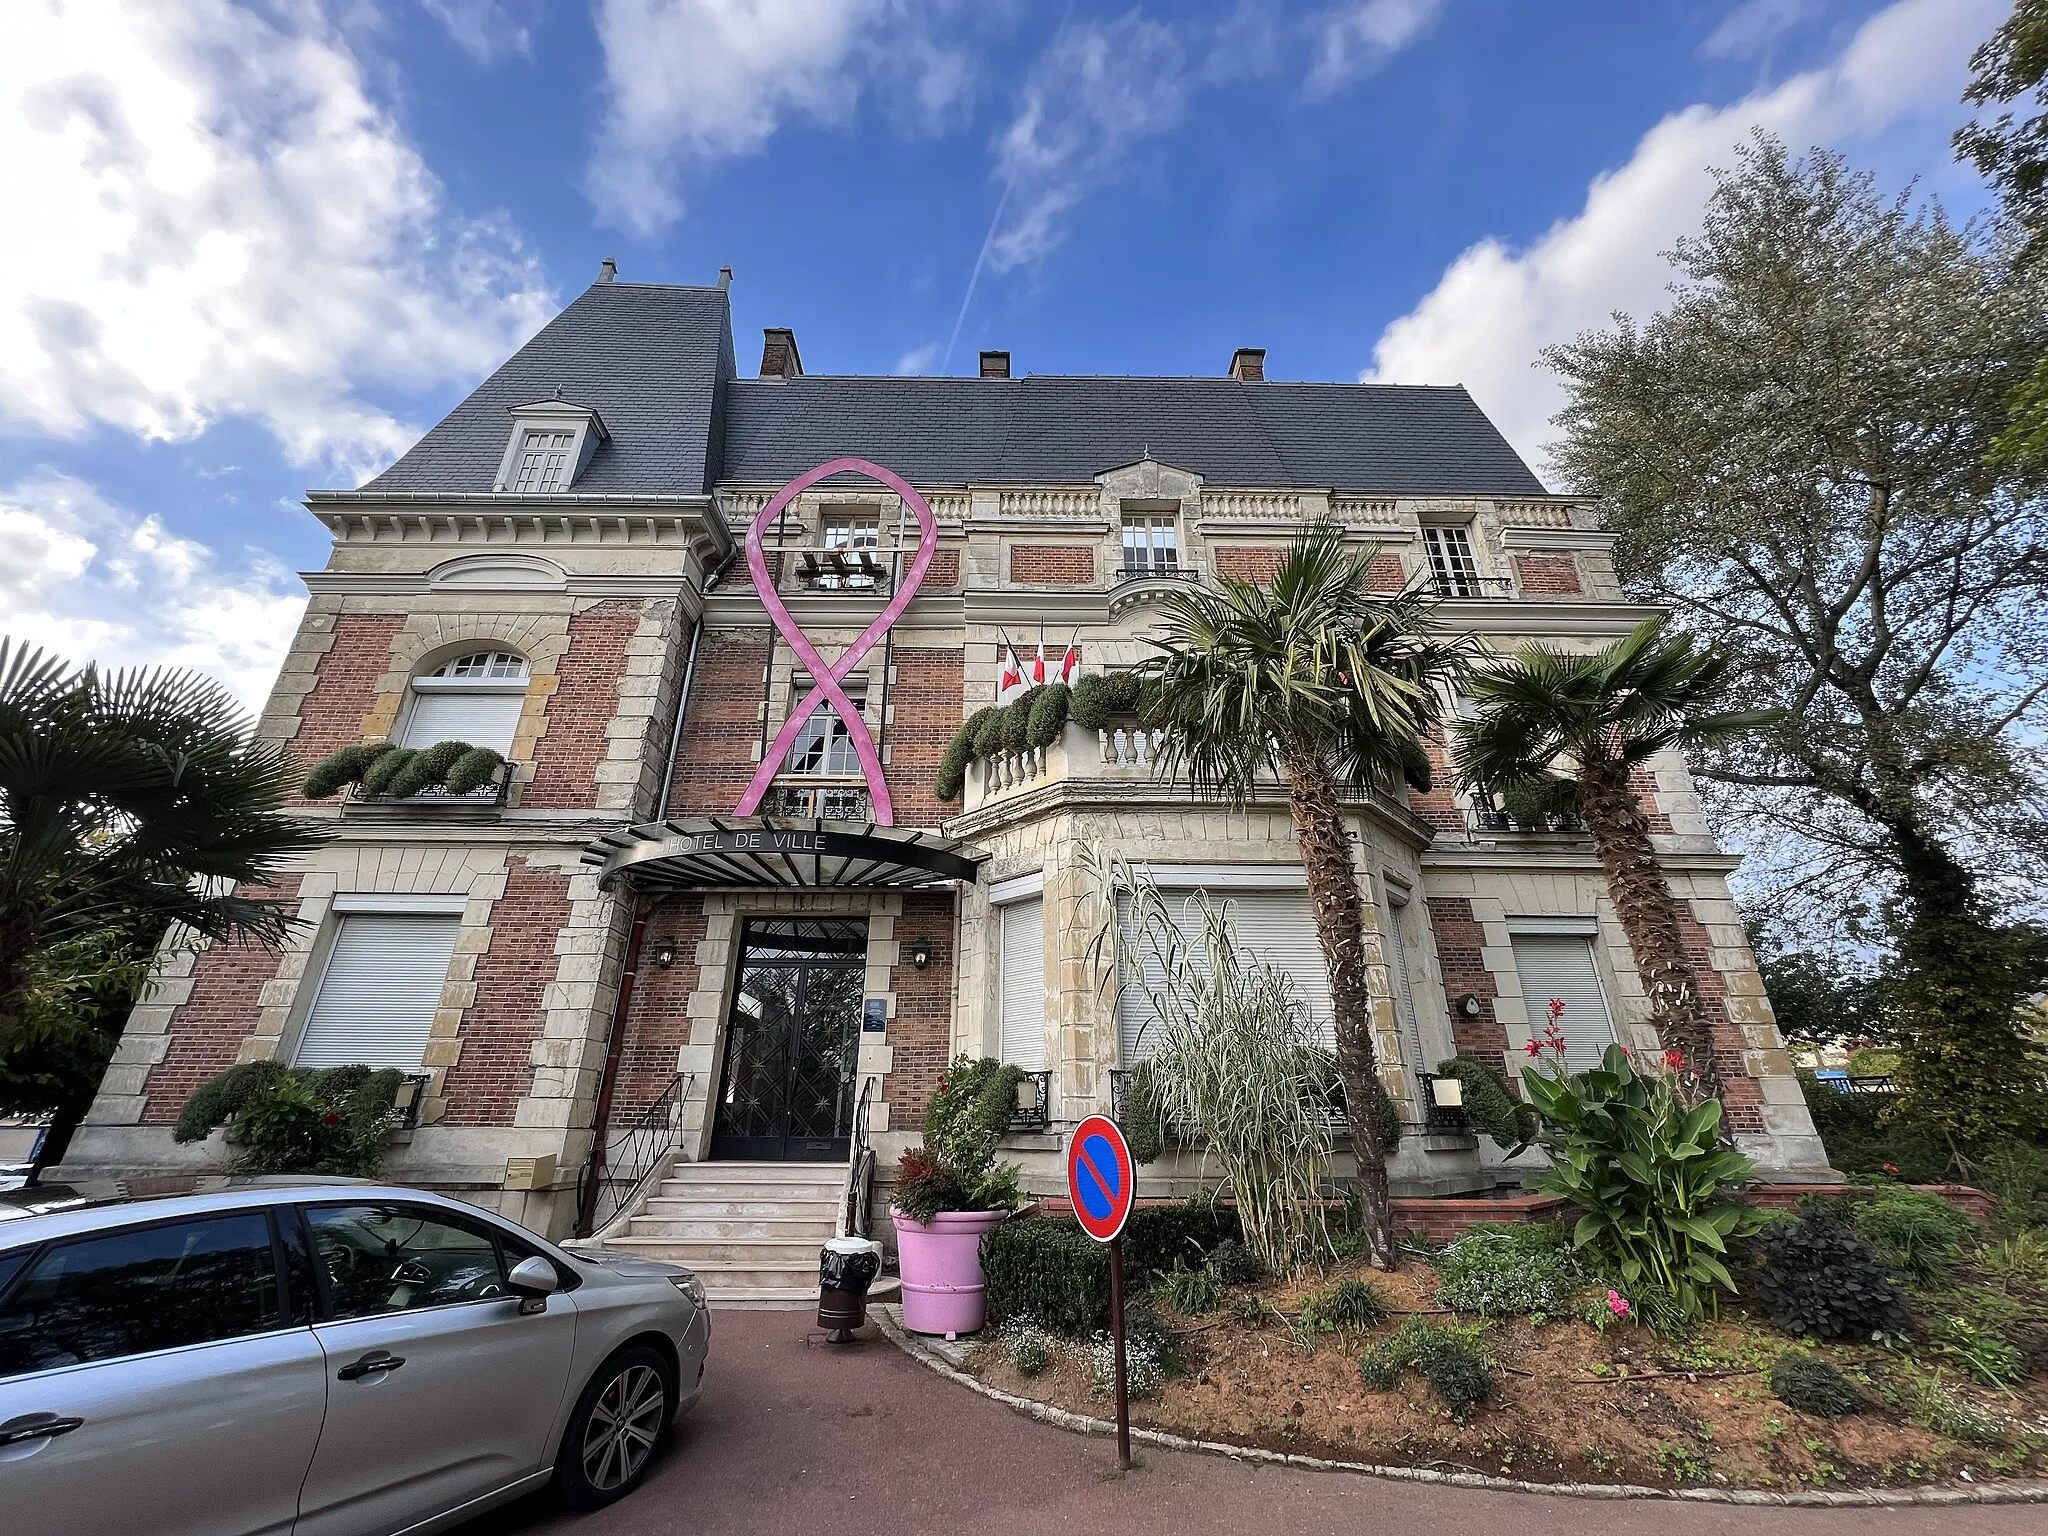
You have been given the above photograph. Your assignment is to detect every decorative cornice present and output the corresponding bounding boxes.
[305,502,732,565]
[1438,599,1663,637]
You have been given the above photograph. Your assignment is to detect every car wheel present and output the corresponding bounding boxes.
[553,1345,674,1511]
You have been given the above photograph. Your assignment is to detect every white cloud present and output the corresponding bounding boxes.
[1362,0,2003,476]
[1702,0,1819,62]
[0,473,306,711]
[588,0,971,238]
[422,0,534,64]
[0,0,554,482]
[894,343,940,374]
[987,13,1191,274]
[1307,0,1445,95]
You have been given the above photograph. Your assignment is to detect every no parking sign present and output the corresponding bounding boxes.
[1065,1114,1137,1468]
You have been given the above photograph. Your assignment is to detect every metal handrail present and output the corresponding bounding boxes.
[573,1073,689,1239]
[1467,804,1584,834]
[1430,575,1517,599]
[841,1075,880,1239]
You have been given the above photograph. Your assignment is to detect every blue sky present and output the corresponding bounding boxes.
[0,0,2008,707]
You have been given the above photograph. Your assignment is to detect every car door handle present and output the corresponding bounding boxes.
[335,1351,406,1382]
[0,1412,85,1446]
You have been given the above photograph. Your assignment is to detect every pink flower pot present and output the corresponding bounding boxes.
[892,1208,1009,1336]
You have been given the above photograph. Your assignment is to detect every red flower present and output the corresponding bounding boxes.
[1882,1161,1901,1176]
[1525,1039,1543,1057]
[1548,997,1567,1021]
[321,1113,340,1127]
[1663,1049,1687,1072]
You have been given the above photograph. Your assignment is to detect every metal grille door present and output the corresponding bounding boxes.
[711,917,869,1161]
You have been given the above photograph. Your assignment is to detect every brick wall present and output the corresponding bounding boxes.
[525,600,642,809]
[884,891,955,1131]
[1629,769,1675,834]
[1405,732,1463,833]
[1214,546,1283,584]
[1675,906,1765,1136]
[667,631,770,813]
[440,861,572,1125]
[1513,554,1583,596]
[1009,545,1095,584]
[287,615,403,777]
[611,897,707,1122]
[1364,553,1407,591]
[885,647,965,829]
[1426,895,1509,1074]
[141,876,303,1123]
[921,548,960,590]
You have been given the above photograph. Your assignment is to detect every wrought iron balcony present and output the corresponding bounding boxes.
[343,761,510,811]
[1430,574,1517,600]
[1010,1070,1054,1132]
[1114,562,1200,585]
[764,781,872,820]
[1466,803,1583,835]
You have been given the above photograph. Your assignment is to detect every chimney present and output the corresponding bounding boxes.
[717,265,733,291]
[760,327,803,380]
[978,349,1011,379]
[1228,347,1265,382]
[598,257,618,284]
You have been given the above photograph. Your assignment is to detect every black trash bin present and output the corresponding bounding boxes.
[818,1236,883,1342]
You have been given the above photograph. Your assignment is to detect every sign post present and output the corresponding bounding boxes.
[1066,1114,1136,1470]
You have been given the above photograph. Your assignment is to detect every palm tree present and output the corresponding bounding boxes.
[1452,620,1774,1098]
[0,640,327,1059]
[1139,527,1470,1267]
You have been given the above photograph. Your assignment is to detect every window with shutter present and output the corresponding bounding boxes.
[1116,889,1336,1063]
[1384,892,1428,1086]
[1508,932,1618,1070]
[997,897,1047,1070]
[292,914,462,1071]
[401,651,529,755]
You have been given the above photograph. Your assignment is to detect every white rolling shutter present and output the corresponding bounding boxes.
[1115,889,1336,1062]
[1384,896,1426,1078]
[401,690,524,754]
[1509,933,1617,1070]
[997,897,1047,1070]
[293,914,462,1071]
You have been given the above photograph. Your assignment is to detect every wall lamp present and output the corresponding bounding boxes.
[651,937,678,969]
[908,938,933,970]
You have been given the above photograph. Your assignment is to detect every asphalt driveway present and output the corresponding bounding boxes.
[466,1308,2041,1536]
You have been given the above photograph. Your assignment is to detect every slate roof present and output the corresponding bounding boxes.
[359,282,1547,499]
[363,282,733,495]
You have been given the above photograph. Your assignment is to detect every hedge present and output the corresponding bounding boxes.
[1434,1056,1537,1153]
[983,1200,1244,1334]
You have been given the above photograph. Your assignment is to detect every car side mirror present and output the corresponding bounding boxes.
[507,1255,560,1315]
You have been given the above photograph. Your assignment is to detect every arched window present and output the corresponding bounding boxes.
[401,650,529,755]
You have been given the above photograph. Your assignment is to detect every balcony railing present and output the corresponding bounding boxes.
[1466,804,1584,834]
[1115,562,1201,585]
[764,781,872,820]
[1010,1070,1053,1132]
[792,546,891,592]
[1430,574,1517,599]
[344,762,510,811]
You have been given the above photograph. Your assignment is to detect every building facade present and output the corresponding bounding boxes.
[61,273,1827,1247]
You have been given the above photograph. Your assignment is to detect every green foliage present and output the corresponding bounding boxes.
[982,1218,1112,1335]
[1435,1056,1536,1154]
[1070,671,1143,730]
[1359,1317,1492,1417]
[1003,1320,1056,1377]
[1118,1057,1164,1164]
[442,745,505,796]
[1749,932,1883,1054]
[1928,1314,2026,1388]
[302,741,395,799]
[360,746,416,797]
[172,1060,404,1176]
[1154,1263,1225,1315]
[894,1057,1024,1221]
[1979,1229,2048,1290]
[1885,1368,2004,1445]
[1793,1072,1952,1181]
[972,710,1007,757]
[1434,1223,1587,1318]
[1749,1211,1911,1341]
[1025,682,1071,748]
[1847,1185,1976,1284]
[1000,689,1039,751]
[1958,0,2048,262]
[1205,1237,1265,1286]
[935,708,996,802]
[1123,1199,1242,1280]
[1299,1277,1389,1332]
[1768,1351,1862,1418]
[1522,1043,1766,1325]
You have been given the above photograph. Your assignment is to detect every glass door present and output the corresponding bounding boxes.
[711,917,869,1161]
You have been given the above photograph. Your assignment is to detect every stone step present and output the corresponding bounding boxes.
[642,1197,841,1221]
[626,1216,838,1241]
[661,1162,840,1184]
[604,1250,821,1289]
[615,1236,829,1266]
[703,1287,817,1310]
[657,1180,842,1202]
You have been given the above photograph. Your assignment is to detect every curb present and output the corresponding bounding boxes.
[872,1309,2048,1508]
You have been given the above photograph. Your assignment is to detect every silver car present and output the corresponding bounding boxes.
[0,1180,710,1535]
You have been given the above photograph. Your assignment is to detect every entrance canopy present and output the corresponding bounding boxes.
[582,816,984,892]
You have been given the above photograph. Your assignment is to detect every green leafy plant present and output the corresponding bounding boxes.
[1299,1277,1389,1333]
[306,738,503,800]
[302,741,395,798]
[982,1218,1111,1335]
[1154,1263,1225,1315]
[935,707,996,801]
[1358,1317,1492,1417]
[1069,670,1145,730]
[1433,1223,1587,1318]
[894,1055,1024,1222]
[1848,1185,1976,1284]
[1748,1210,1910,1341]
[1974,1141,2048,1230]
[1433,1056,1537,1154]
[1979,1231,2048,1291]
[172,1060,405,1176]
[1119,1057,1165,1164]
[1520,1030,1766,1325]
[1205,1237,1265,1286]
[1768,1351,1862,1418]
[1089,1327,1167,1399]
[1000,687,1039,751]
[1884,1368,2003,1445]
[1929,1315,2026,1388]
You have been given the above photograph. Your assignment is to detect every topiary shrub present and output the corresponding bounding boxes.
[972,710,1007,757]
[1434,1056,1537,1154]
[982,1217,1111,1335]
[1205,1236,1265,1286]
[1001,688,1039,751]
[1434,1223,1586,1318]
[1070,671,1144,730]
[302,741,395,798]
[442,745,505,795]
[935,708,993,802]
[360,746,418,797]
[1769,1350,1862,1418]
[173,1060,406,1176]
[1848,1185,1976,1284]
[1749,1211,1911,1341]
[1025,682,1071,748]
[1124,1199,1242,1282]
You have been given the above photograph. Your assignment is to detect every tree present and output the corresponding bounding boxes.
[0,640,325,1062]
[1452,621,1771,1099]
[1137,527,1468,1266]
[1542,138,2048,1149]
[1744,922,1882,1059]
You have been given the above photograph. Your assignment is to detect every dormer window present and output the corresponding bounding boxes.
[492,398,609,494]
[1423,524,1483,597]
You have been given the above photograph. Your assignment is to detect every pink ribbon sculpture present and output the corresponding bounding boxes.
[733,457,937,827]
